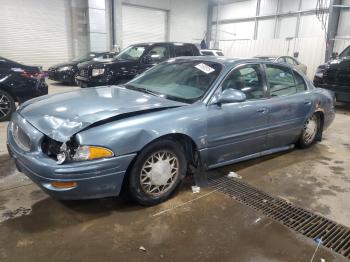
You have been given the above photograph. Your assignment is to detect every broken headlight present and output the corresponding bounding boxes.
[92,68,105,77]
[42,136,113,165]
[57,144,114,164]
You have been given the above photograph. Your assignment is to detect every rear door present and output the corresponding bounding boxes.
[264,63,313,149]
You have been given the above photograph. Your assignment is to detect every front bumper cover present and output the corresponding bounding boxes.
[7,113,136,199]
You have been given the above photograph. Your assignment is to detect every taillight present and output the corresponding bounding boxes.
[20,71,35,78]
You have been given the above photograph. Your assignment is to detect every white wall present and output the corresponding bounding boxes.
[211,0,330,78]
[119,0,208,47]
[168,0,208,43]
[0,0,89,68]
[219,37,326,78]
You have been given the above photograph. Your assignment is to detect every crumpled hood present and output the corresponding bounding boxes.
[18,86,186,142]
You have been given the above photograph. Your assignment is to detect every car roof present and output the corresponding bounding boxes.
[131,42,196,46]
[171,56,301,71]
[201,49,222,51]
[172,56,271,66]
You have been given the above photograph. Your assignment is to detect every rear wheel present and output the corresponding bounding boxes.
[128,139,187,206]
[297,113,320,148]
[0,90,15,122]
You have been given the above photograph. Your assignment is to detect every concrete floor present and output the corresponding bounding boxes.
[0,80,349,261]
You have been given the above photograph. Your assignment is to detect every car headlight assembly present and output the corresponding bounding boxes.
[92,68,105,77]
[56,144,114,164]
[73,145,114,161]
[58,66,73,71]
[315,66,325,78]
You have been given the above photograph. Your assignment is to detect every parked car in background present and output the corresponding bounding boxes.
[255,55,307,75]
[48,52,116,85]
[314,45,350,103]
[75,42,201,88]
[8,57,335,205]
[0,56,47,121]
[200,49,224,56]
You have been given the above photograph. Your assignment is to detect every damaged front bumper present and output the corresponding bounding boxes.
[7,112,136,200]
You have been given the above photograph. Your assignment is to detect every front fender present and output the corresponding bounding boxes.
[75,104,207,157]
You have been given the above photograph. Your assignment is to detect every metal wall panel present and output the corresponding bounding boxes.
[0,0,75,68]
[212,0,257,21]
[121,4,167,48]
[212,21,255,41]
[299,14,325,37]
[260,0,278,15]
[219,37,326,78]
[257,19,276,39]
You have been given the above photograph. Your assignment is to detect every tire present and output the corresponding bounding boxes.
[128,139,187,206]
[0,90,15,122]
[297,113,320,149]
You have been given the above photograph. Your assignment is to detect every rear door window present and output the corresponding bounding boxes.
[266,65,297,97]
[174,44,194,56]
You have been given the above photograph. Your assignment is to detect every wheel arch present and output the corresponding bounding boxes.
[119,132,201,199]
[133,133,201,168]
[313,110,325,141]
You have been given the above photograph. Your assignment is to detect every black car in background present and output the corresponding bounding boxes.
[0,56,47,121]
[48,52,115,85]
[314,45,350,103]
[76,42,201,88]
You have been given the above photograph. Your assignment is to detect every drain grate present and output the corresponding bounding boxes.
[209,176,350,259]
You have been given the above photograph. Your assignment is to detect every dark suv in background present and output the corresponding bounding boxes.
[314,45,350,103]
[75,42,201,88]
[48,52,115,85]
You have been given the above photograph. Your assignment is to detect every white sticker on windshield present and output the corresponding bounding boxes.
[195,63,215,74]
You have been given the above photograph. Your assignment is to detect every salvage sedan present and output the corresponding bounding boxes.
[7,57,335,205]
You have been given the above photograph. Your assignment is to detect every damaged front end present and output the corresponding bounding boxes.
[41,135,114,165]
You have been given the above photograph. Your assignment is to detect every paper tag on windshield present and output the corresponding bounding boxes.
[195,63,215,74]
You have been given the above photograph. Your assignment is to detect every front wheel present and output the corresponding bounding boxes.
[297,113,320,148]
[0,90,15,122]
[128,139,187,206]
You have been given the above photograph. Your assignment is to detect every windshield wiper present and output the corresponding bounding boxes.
[124,84,160,97]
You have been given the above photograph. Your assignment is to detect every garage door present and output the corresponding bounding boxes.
[122,5,168,49]
[0,0,73,68]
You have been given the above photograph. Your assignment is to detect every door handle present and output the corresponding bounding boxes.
[257,108,268,114]
[304,100,312,105]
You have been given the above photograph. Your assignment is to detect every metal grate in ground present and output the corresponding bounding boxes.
[209,176,350,259]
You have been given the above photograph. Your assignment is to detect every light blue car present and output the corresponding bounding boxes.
[7,57,335,205]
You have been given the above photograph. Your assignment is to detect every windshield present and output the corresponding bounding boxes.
[125,60,222,103]
[116,45,148,61]
[339,46,350,58]
[72,53,98,62]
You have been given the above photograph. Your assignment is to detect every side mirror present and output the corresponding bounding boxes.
[331,52,338,59]
[216,88,246,104]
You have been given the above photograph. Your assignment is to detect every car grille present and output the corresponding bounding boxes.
[12,123,31,151]
[79,68,89,78]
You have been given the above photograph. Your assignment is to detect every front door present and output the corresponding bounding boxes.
[206,64,269,167]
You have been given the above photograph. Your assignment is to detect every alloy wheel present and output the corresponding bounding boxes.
[0,94,11,119]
